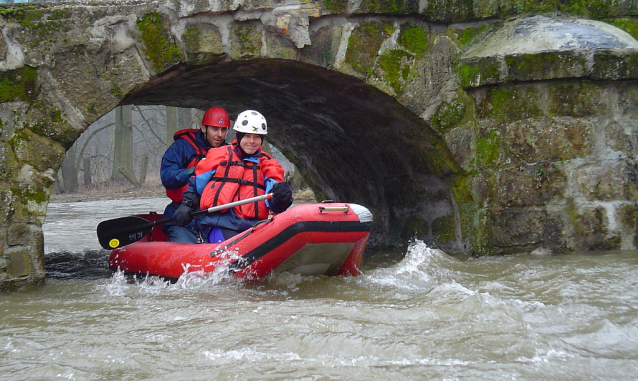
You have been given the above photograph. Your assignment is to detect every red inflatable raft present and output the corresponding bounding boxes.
[108,203,373,279]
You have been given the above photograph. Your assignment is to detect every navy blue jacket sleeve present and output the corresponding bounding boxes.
[160,139,196,190]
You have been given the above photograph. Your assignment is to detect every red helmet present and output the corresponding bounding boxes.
[201,106,230,128]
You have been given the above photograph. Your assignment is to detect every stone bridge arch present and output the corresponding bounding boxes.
[0,1,462,289]
[2,0,638,290]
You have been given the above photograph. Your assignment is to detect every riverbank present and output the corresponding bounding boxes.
[50,179,316,204]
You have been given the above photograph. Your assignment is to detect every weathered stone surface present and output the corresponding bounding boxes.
[592,50,638,79]
[496,164,566,207]
[572,205,622,251]
[182,23,225,65]
[8,128,65,172]
[616,203,638,249]
[576,161,637,201]
[462,16,638,87]
[443,124,474,171]
[489,207,545,253]
[504,117,591,163]
[7,222,30,246]
[5,247,31,277]
[506,51,589,82]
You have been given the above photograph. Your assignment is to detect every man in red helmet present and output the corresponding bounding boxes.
[160,106,231,243]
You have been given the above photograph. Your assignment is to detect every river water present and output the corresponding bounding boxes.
[1,198,637,380]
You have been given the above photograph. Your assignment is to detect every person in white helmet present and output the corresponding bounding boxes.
[174,110,293,243]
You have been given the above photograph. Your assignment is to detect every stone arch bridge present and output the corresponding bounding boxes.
[1,0,638,290]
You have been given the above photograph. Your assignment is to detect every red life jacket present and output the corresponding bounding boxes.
[198,145,285,220]
[165,129,208,203]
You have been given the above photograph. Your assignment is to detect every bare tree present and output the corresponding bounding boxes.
[111,105,137,186]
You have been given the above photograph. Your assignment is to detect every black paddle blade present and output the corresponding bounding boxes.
[96,216,155,250]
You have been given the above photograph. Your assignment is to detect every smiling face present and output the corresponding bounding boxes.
[202,125,228,148]
[239,133,263,155]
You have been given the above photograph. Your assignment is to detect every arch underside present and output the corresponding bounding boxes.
[122,59,458,248]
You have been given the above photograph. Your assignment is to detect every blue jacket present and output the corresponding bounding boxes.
[161,130,225,225]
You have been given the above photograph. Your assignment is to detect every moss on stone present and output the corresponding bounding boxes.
[546,81,600,117]
[418,137,463,175]
[486,86,544,121]
[592,51,638,80]
[322,0,349,13]
[182,26,225,65]
[459,57,500,88]
[451,174,474,205]
[137,12,184,73]
[346,22,393,76]
[378,49,412,94]
[505,52,588,82]
[231,23,262,59]
[458,24,489,46]
[431,214,456,244]
[402,216,430,238]
[358,0,418,14]
[476,129,500,168]
[7,127,66,171]
[10,186,48,205]
[0,4,41,19]
[431,98,467,133]
[605,17,638,40]
[617,203,637,229]
[0,66,37,103]
[451,174,493,255]
[398,26,428,56]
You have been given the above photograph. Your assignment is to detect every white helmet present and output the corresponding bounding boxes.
[233,110,267,135]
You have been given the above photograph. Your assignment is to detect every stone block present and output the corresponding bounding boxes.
[444,125,474,171]
[505,51,588,82]
[591,51,638,80]
[182,23,225,66]
[546,81,604,117]
[496,163,566,207]
[230,21,263,60]
[0,32,6,61]
[5,248,31,277]
[345,21,394,76]
[0,144,19,183]
[489,207,545,252]
[616,203,637,249]
[543,213,568,252]
[459,56,501,88]
[8,128,66,173]
[7,223,29,246]
[607,119,638,154]
[476,86,544,122]
[571,205,621,251]
[301,24,342,67]
[504,117,591,163]
[576,162,628,201]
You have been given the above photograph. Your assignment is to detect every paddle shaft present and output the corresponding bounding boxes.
[132,193,273,230]
[97,193,273,249]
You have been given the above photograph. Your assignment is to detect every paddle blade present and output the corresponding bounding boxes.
[97,216,154,250]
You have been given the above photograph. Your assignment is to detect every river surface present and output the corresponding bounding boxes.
[1,198,637,380]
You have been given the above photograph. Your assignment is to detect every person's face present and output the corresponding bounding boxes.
[202,125,228,148]
[239,133,263,155]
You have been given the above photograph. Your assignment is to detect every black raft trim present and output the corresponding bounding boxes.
[228,220,373,272]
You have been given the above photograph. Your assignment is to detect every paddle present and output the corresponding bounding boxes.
[97,193,273,250]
